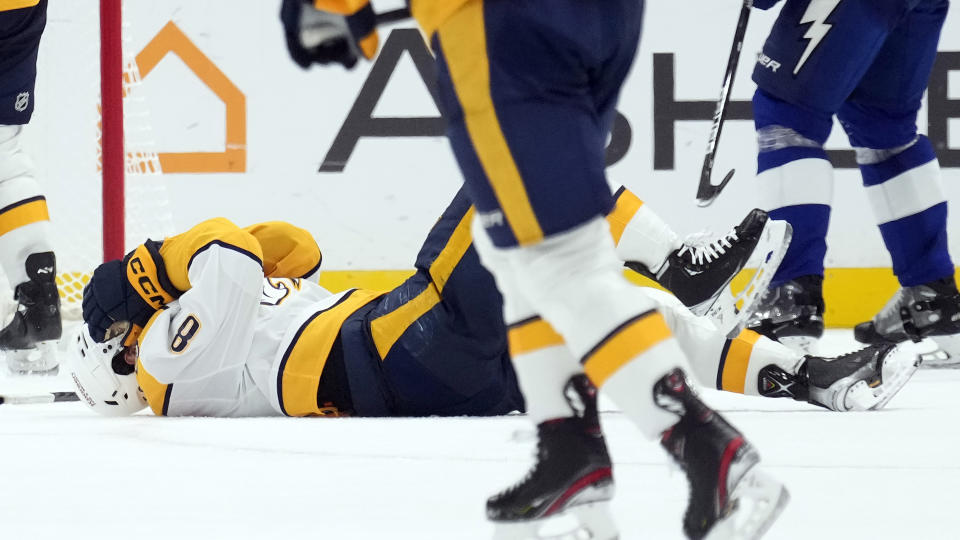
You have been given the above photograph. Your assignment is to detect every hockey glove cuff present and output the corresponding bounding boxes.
[281,0,379,70]
[81,240,182,343]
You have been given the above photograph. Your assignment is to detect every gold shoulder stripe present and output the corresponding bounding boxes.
[159,218,264,291]
[187,240,263,270]
[277,289,384,417]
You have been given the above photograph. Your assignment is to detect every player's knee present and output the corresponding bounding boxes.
[506,218,661,354]
[753,89,833,175]
[753,89,833,144]
[0,125,33,184]
[837,103,920,155]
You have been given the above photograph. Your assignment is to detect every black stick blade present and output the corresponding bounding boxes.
[696,169,736,207]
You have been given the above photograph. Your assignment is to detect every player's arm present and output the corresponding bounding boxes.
[82,218,265,343]
[135,235,264,384]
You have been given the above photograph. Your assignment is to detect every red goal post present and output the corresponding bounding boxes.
[100,0,124,263]
[50,0,174,318]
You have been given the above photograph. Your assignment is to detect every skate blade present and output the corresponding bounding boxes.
[705,469,789,540]
[492,502,618,540]
[709,220,792,338]
[924,335,960,369]
[2,342,60,375]
[869,343,921,409]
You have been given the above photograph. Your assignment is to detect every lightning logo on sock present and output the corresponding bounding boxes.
[794,0,843,75]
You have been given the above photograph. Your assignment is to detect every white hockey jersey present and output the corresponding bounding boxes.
[130,218,385,417]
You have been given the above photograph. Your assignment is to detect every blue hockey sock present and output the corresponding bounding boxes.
[860,135,953,287]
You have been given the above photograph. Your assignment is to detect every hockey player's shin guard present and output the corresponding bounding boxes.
[487,374,616,540]
[657,369,788,540]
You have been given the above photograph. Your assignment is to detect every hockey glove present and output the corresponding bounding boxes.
[82,240,181,343]
[280,0,379,70]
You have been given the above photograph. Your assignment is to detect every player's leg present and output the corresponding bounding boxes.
[473,228,618,539]
[0,0,60,374]
[746,0,911,354]
[645,288,918,411]
[364,188,526,416]
[434,1,786,537]
[834,0,960,364]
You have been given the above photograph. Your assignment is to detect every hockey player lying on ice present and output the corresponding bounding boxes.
[68,186,918,417]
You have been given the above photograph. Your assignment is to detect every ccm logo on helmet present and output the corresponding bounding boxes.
[71,373,97,408]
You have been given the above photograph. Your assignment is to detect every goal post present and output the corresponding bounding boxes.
[99,0,125,263]
[48,0,174,318]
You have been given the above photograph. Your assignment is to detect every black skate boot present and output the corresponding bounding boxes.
[746,275,824,355]
[628,209,791,337]
[757,343,920,412]
[657,369,788,540]
[0,252,62,374]
[487,374,616,540]
[854,276,960,368]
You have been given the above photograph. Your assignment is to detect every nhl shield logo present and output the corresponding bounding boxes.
[14,92,29,112]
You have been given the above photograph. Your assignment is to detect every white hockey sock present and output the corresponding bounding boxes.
[606,186,681,273]
[758,157,834,210]
[639,287,804,395]
[715,328,804,396]
[473,221,583,423]
[477,217,684,438]
[507,321,585,424]
[0,125,54,286]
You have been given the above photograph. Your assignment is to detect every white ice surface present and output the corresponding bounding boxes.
[1,330,958,540]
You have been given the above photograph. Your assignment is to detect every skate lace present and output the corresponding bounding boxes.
[677,229,739,267]
[496,437,546,498]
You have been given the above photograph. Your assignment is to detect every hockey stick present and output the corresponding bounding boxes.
[375,7,411,25]
[0,391,79,406]
[695,0,753,207]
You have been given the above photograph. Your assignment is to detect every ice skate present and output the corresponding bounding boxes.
[628,209,791,338]
[746,275,823,355]
[854,277,960,368]
[757,343,920,411]
[487,374,617,540]
[0,252,62,374]
[657,369,788,540]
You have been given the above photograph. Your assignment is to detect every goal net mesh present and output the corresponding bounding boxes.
[44,1,175,320]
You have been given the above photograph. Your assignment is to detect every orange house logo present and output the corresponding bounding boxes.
[136,21,246,173]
